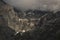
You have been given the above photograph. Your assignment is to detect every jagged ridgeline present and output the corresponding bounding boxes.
[0,0,60,40]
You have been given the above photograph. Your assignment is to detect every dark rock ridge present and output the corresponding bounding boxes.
[13,12,60,40]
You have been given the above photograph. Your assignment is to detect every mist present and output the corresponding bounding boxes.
[3,0,60,12]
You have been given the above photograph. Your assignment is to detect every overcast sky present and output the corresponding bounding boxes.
[3,0,60,11]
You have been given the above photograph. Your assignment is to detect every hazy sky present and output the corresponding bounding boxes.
[3,0,60,11]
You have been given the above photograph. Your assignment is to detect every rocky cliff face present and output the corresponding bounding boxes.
[0,1,42,40]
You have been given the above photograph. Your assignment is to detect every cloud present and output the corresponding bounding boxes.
[3,0,60,11]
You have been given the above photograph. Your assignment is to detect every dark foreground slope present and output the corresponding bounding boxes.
[0,1,15,40]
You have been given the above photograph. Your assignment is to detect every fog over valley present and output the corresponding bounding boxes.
[3,0,60,12]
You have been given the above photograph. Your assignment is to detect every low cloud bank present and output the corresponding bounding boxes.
[3,0,60,12]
